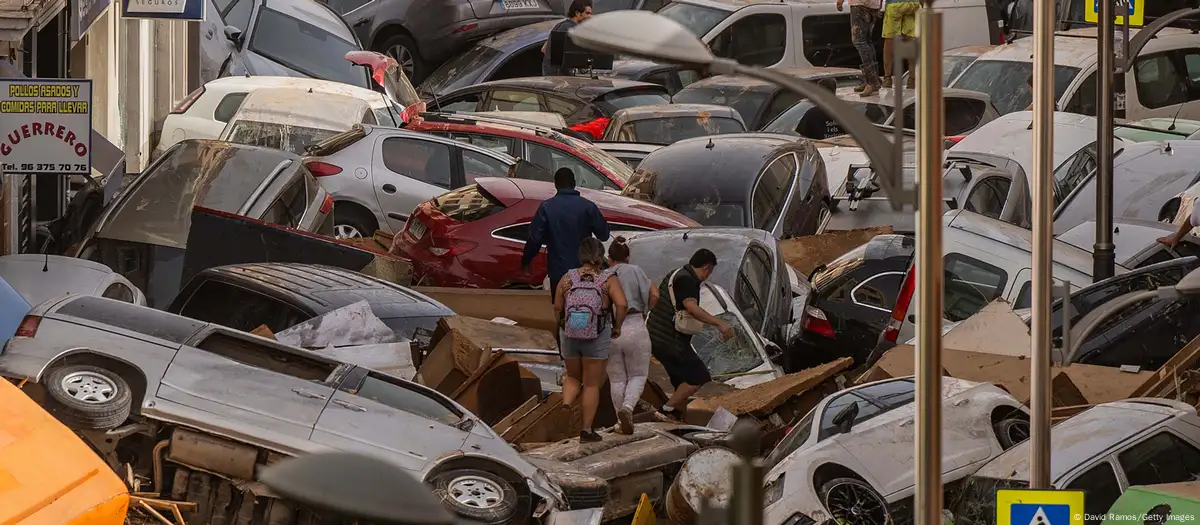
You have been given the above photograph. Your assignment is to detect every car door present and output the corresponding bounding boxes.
[733,244,773,333]
[840,270,906,352]
[449,132,518,156]
[706,10,789,68]
[962,176,1011,221]
[1061,461,1124,525]
[372,135,456,231]
[523,141,615,190]
[822,380,916,493]
[312,367,470,472]
[158,329,340,439]
[752,154,796,237]
[486,222,550,285]
[1115,429,1200,488]
[459,148,513,185]
[1131,51,1193,119]
[434,91,487,113]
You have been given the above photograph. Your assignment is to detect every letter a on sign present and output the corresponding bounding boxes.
[996,489,1084,525]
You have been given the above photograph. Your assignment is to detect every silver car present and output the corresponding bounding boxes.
[1,294,564,523]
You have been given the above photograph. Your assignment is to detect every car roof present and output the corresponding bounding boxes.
[623,227,772,286]
[474,18,562,52]
[683,67,861,93]
[945,44,999,57]
[198,263,453,318]
[266,0,354,41]
[974,27,1197,68]
[974,400,1191,484]
[204,76,389,108]
[474,177,699,227]
[234,88,369,128]
[611,103,742,121]
[835,85,991,107]
[470,76,664,100]
[635,134,802,203]
[1057,217,1179,267]
[951,110,1126,178]
[0,255,114,305]
[944,209,1109,276]
[605,59,673,78]
[1057,141,1200,231]
[597,142,663,154]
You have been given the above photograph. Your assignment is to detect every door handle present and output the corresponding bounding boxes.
[206,28,214,39]
[333,399,367,412]
[899,419,914,427]
[382,184,397,194]
[354,19,369,27]
[291,388,328,400]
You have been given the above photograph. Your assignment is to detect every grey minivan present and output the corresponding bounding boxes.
[74,140,333,308]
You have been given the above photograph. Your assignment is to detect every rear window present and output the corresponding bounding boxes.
[626,116,745,145]
[952,60,1081,115]
[227,121,340,155]
[670,202,745,226]
[674,86,769,128]
[434,184,507,222]
[595,88,671,114]
[306,125,367,157]
[56,296,206,344]
[658,2,731,37]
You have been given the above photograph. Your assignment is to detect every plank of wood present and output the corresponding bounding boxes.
[492,395,540,436]
[1131,333,1200,398]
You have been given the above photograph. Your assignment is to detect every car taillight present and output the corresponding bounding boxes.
[171,86,205,114]
[801,306,835,338]
[452,23,478,34]
[306,161,343,177]
[944,135,965,149]
[15,315,40,337]
[428,240,477,257]
[320,194,334,215]
[884,267,918,343]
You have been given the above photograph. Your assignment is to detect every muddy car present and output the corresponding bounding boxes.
[74,140,334,307]
[600,103,746,145]
[1,295,567,524]
[595,142,662,169]
[671,68,862,130]
[762,377,1028,525]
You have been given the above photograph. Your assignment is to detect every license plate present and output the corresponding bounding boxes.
[407,218,427,240]
[501,0,540,9]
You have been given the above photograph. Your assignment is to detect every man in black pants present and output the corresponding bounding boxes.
[645,249,733,421]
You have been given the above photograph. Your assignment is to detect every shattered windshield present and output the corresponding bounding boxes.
[691,310,763,376]
[421,46,504,96]
[227,121,340,155]
[628,116,745,145]
[673,87,769,129]
[952,60,1080,115]
[949,476,1031,525]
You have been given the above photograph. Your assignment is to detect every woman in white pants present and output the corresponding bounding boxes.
[605,236,658,434]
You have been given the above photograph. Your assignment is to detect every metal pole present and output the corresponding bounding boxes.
[1093,0,1116,281]
[914,7,944,525]
[1029,0,1056,489]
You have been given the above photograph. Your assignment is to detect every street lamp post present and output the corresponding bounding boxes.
[1030,0,1056,490]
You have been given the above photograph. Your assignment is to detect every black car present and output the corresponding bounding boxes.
[626,133,830,239]
[598,59,709,95]
[167,262,455,340]
[794,234,913,368]
[672,68,863,130]
[425,77,671,137]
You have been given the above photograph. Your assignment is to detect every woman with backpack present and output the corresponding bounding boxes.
[554,237,628,442]
[604,236,658,435]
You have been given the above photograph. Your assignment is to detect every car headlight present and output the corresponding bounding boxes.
[764,474,785,506]
[781,512,816,525]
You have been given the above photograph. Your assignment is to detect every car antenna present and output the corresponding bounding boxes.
[1168,100,1186,131]
[682,230,690,241]
[705,137,714,149]
[42,252,48,272]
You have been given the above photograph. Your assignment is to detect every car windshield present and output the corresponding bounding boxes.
[949,476,1032,525]
[248,8,366,88]
[596,89,672,113]
[811,242,870,288]
[658,2,731,37]
[227,121,340,155]
[691,302,764,376]
[628,116,745,145]
[952,60,1081,115]
[669,202,745,227]
[943,55,977,86]
[763,99,894,135]
[764,408,816,469]
[674,87,769,128]
[420,46,504,96]
[575,143,636,183]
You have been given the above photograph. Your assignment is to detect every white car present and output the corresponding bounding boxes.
[762,377,1028,525]
[155,75,407,159]
[0,255,145,307]
[218,87,377,156]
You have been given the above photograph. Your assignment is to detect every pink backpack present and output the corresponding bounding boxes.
[563,269,608,340]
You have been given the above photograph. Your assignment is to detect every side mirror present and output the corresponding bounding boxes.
[763,338,784,360]
[831,402,859,434]
[223,26,244,48]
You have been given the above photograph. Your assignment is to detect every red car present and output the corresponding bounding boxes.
[405,113,635,191]
[395,177,699,288]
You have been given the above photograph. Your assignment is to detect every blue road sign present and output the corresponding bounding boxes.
[1012,504,1072,525]
[997,489,1084,525]
[1095,0,1135,15]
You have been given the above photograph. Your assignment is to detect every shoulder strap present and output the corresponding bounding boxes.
[668,269,682,312]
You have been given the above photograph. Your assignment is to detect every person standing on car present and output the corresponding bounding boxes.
[837,0,883,96]
[881,0,919,88]
[522,167,611,299]
[646,249,733,422]
[605,236,658,434]
[541,0,594,76]
[1158,199,1200,248]
[555,238,627,442]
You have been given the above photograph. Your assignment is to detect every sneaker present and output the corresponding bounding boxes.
[881,76,893,88]
[858,84,880,97]
[853,83,867,93]
[661,406,687,423]
[617,409,635,435]
[580,429,602,443]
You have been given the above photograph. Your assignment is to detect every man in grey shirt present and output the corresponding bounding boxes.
[605,236,657,434]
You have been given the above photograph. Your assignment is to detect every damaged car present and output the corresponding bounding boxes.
[599,103,746,145]
[0,295,567,524]
[762,377,1028,525]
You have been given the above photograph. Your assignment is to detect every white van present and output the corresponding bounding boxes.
[655,0,1003,70]
[218,88,376,156]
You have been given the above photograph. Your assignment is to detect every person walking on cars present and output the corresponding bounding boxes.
[837,0,883,96]
[555,238,627,442]
[881,0,920,88]
[605,236,658,434]
[522,167,611,301]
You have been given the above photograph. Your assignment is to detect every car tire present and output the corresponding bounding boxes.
[333,203,378,239]
[819,477,892,525]
[43,364,133,430]
[994,417,1030,450]
[430,469,520,524]
[380,34,426,84]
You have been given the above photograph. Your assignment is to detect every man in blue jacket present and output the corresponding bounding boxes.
[521,167,611,300]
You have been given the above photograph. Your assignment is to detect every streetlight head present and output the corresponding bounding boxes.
[1177,266,1200,295]
[567,11,715,66]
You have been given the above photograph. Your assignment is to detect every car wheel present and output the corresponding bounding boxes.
[819,477,892,525]
[430,469,520,524]
[43,364,133,430]
[381,34,426,84]
[994,417,1030,449]
[333,204,378,240]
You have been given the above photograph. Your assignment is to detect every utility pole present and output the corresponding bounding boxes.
[1093,0,1117,282]
[1029,0,1056,489]
[914,4,944,524]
